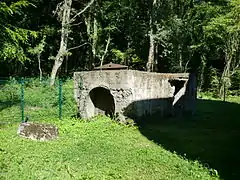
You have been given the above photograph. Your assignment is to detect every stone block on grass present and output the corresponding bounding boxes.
[17,122,58,141]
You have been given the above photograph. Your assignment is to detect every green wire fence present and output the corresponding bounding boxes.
[21,78,24,122]
[0,77,77,124]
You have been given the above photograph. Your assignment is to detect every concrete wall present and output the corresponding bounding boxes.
[74,70,196,119]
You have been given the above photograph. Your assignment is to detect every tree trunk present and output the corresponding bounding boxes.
[38,54,42,82]
[147,32,155,72]
[50,0,72,86]
[126,36,131,66]
[198,55,206,92]
[179,46,183,72]
[100,34,111,68]
[219,34,240,98]
[154,43,159,72]
[220,57,231,98]
[147,0,157,72]
[84,10,98,70]
[65,55,68,73]
[84,13,92,69]
[92,15,98,64]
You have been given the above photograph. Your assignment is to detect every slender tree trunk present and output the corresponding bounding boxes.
[154,43,159,72]
[180,54,183,72]
[92,15,98,63]
[65,55,68,73]
[199,55,206,92]
[147,21,155,71]
[84,13,92,69]
[125,38,131,66]
[84,11,98,70]
[219,34,240,98]
[147,0,157,72]
[38,54,42,82]
[50,0,72,86]
[220,57,231,98]
[100,34,111,68]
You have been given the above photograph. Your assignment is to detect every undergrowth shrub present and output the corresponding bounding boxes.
[62,79,78,117]
[25,85,58,108]
[208,67,220,97]
[201,67,240,98]
[229,69,240,96]
[0,77,20,104]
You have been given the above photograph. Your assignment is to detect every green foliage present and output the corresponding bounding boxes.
[0,78,20,103]
[231,69,240,90]
[0,0,38,63]
[208,67,220,93]
[24,84,57,108]
[28,35,46,56]
[0,0,239,94]
[229,69,240,96]
[111,49,126,63]
[62,79,78,117]
[111,48,143,68]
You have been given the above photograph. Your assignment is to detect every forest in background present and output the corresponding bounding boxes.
[0,0,239,96]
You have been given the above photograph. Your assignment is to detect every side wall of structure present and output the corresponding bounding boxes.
[74,70,196,119]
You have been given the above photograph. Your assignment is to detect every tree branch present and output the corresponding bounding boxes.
[67,42,90,51]
[70,0,95,23]
[70,22,83,27]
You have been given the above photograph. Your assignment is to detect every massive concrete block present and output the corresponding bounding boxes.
[74,70,196,119]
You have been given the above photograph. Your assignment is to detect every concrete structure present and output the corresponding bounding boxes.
[74,70,196,119]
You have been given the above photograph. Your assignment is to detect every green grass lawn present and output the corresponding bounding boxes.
[0,117,218,180]
[0,80,239,179]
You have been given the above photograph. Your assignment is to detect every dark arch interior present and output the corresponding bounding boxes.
[89,87,115,117]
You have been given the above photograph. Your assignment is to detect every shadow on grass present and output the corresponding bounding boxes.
[134,99,240,180]
[0,100,20,111]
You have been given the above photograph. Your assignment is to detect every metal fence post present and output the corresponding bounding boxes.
[21,78,24,122]
[59,79,63,120]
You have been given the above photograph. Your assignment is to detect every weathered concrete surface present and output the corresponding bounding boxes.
[17,122,58,141]
[74,70,196,119]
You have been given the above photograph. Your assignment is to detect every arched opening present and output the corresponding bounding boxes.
[89,87,115,117]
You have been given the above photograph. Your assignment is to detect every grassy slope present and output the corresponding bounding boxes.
[0,117,216,180]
